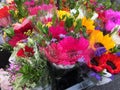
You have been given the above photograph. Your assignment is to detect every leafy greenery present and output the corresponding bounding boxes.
[9,0,28,21]
[13,43,49,89]
[4,27,14,37]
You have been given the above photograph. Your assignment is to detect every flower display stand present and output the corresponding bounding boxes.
[47,62,93,90]
[0,48,11,69]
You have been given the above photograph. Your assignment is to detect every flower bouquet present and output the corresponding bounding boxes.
[1,0,120,90]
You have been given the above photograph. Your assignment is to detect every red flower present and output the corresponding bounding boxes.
[0,6,11,27]
[102,54,120,74]
[0,6,9,18]
[14,19,33,34]
[88,53,120,74]
[8,33,27,47]
[17,46,34,57]
[98,11,106,22]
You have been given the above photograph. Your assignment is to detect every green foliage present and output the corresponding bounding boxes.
[98,0,111,9]
[9,0,28,21]
[37,22,48,34]
[65,17,74,28]
[14,44,49,89]
[82,27,88,38]
[4,27,14,37]
[0,43,13,51]
[75,19,82,33]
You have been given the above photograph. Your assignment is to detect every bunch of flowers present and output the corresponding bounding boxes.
[1,0,120,89]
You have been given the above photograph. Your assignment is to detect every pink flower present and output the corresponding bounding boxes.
[105,9,120,31]
[28,4,53,15]
[49,25,67,39]
[43,37,90,65]
[24,0,35,7]
[0,69,12,90]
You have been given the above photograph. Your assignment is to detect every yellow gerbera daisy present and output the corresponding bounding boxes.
[82,17,95,33]
[57,10,70,20]
[89,30,115,50]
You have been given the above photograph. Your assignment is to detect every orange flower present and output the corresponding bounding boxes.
[82,17,95,33]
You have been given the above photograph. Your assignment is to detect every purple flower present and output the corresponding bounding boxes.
[116,52,120,56]
[105,9,120,32]
[89,72,102,80]
[95,47,106,56]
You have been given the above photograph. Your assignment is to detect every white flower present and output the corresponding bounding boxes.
[0,69,12,90]
[70,8,85,19]
[111,25,120,45]
[91,12,98,20]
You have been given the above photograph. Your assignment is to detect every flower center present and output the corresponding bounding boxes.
[111,17,117,23]
[106,60,116,70]
[91,58,98,66]
[94,42,104,48]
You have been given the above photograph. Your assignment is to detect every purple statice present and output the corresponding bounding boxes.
[105,9,120,32]
[95,47,106,56]
[7,63,21,74]
[89,71,102,80]
[116,52,120,56]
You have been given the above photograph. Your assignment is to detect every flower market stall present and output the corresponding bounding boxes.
[1,0,120,90]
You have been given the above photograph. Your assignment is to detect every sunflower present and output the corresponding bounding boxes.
[89,30,115,50]
[82,17,95,33]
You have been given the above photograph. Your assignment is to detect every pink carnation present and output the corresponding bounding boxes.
[28,4,53,15]
[44,37,90,65]
[49,25,67,39]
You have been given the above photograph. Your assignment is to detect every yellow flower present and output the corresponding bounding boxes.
[89,30,115,50]
[82,17,95,33]
[46,22,52,27]
[57,10,70,20]
[24,30,33,36]
[19,18,24,23]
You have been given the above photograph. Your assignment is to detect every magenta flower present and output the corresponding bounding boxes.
[28,4,53,15]
[105,9,120,31]
[49,25,67,39]
[43,37,90,65]
[24,0,35,7]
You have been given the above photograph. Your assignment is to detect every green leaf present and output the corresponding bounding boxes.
[65,17,74,28]
[75,19,82,33]
[4,27,14,37]
[82,27,88,38]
